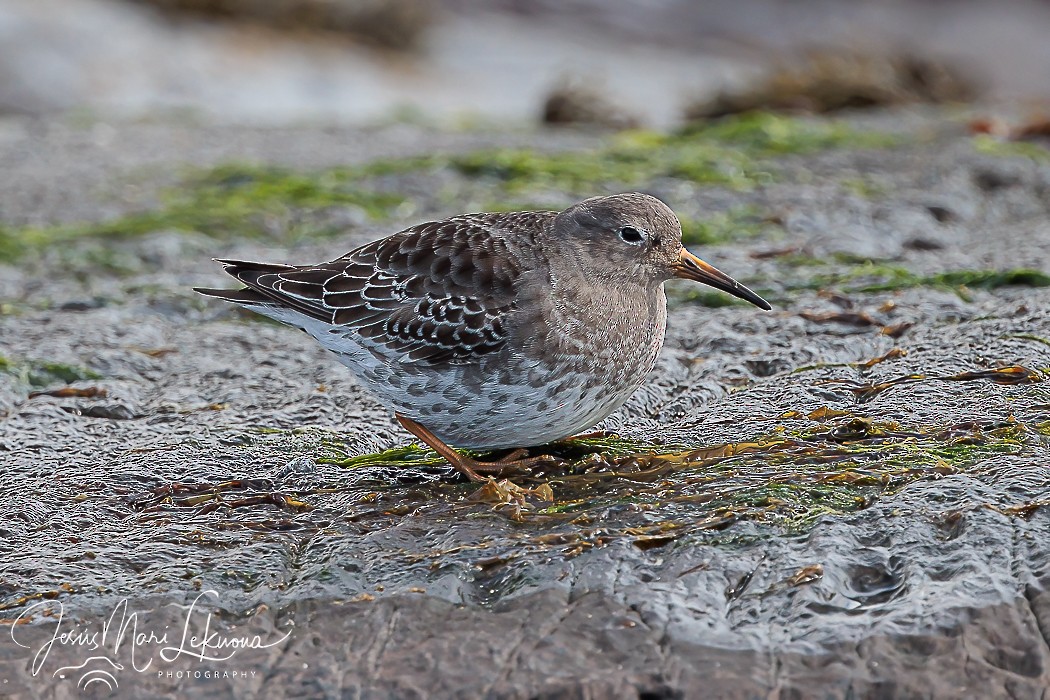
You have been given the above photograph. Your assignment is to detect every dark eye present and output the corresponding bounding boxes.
[618,226,645,245]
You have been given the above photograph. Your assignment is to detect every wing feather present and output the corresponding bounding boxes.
[206,212,554,365]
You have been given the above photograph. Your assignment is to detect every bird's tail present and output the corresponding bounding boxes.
[193,258,295,305]
[194,258,318,330]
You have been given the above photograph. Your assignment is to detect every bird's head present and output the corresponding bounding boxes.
[549,193,771,310]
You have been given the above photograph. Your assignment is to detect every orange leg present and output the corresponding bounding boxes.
[395,414,555,482]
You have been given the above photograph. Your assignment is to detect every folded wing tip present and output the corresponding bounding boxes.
[193,287,271,305]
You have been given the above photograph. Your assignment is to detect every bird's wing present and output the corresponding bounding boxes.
[211,212,553,365]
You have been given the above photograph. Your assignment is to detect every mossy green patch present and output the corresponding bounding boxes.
[318,434,685,470]
[322,443,449,469]
[681,111,901,154]
[932,268,1050,289]
[446,130,766,192]
[0,226,25,262]
[791,262,1050,295]
[560,419,1028,532]
[679,205,770,246]
[0,355,102,388]
[138,418,1037,566]
[187,163,407,223]
[447,114,896,195]
[0,112,899,265]
[1009,333,1050,347]
[310,417,1028,535]
[549,434,688,458]
[443,139,764,192]
[669,287,751,308]
[972,134,1050,163]
[778,254,831,268]
[0,163,410,264]
[42,164,402,242]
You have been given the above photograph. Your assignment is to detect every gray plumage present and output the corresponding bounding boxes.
[195,193,769,449]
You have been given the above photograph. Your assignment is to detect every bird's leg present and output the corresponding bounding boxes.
[396,413,484,481]
[395,414,555,482]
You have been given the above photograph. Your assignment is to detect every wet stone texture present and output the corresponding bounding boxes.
[1,112,1050,699]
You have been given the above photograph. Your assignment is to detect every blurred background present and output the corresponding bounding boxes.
[4,0,1050,127]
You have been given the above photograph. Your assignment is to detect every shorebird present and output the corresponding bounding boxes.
[196,193,771,480]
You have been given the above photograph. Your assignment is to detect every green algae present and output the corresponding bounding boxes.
[317,433,687,471]
[791,262,1050,294]
[291,413,1031,535]
[0,355,102,388]
[1009,333,1050,347]
[972,134,1050,163]
[932,268,1050,289]
[550,418,1030,532]
[448,114,896,194]
[0,112,898,265]
[122,402,1042,570]
[185,163,408,223]
[0,226,24,262]
[679,205,771,247]
[680,111,901,153]
[725,252,1049,300]
[323,443,449,470]
[0,163,409,263]
[447,135,768,191]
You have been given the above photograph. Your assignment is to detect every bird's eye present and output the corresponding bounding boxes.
[618,226,645,245]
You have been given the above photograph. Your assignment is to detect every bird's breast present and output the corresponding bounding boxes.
[514,281,667,391]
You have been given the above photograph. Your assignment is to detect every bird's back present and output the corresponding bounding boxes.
[197,210,557,367]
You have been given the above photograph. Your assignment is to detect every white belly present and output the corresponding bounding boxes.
[249,287,666,450]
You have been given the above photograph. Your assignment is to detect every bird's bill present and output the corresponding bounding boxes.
[673,250,772,310]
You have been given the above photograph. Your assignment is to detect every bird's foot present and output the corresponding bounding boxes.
[395,414,555,482]
[460,452,559,481]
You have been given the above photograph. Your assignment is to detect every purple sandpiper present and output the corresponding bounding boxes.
[195,193,771,480]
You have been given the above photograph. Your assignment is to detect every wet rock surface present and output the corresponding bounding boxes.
[1,111,1050,698]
